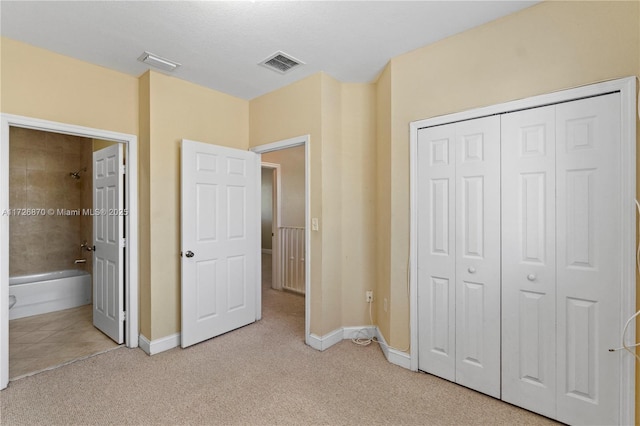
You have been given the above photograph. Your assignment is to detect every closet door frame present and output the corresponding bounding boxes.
[409,76,636,425]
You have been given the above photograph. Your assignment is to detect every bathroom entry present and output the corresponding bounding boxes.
[6,128,124,380]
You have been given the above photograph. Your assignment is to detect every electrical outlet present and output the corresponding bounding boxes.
[366,290,373,303]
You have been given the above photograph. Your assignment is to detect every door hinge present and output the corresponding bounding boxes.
[120,237,126,248]
[120,311,126,322]
[120,164,126,175]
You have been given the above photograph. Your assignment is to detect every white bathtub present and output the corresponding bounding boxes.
[9,270,91,320]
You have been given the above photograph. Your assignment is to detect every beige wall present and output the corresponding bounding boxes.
[262,145,306,227]
[138,72,152,339]
[340,83,377,327]
[9,127,92,276]
[319,74,343,333]
[143,71,249,339]
[0,38,138,135]
[376,0,640,352]
[375,64,392,339]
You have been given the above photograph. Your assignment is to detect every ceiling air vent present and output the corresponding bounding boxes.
[259,51,304,74]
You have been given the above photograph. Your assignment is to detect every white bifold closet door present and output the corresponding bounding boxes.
[555,94,621,425]
[501,104,557,417]
[417,115,501,398]
[501,93,621,425]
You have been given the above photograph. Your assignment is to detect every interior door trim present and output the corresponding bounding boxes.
[0,113,139,390]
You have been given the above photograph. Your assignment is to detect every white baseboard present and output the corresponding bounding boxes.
[138,333,181,355]
[308,328,343,351]
[308,325,411,370]
[261,248,272,254]
[307,333,322,350]
[375,328,412,370]
[307,325,411,371]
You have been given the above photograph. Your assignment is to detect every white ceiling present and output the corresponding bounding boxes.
[0,1,538,100]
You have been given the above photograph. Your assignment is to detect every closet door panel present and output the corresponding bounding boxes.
[417,124,457,381]
[501,106,557,417]
[455,116,501,398]
[555,93,621,426]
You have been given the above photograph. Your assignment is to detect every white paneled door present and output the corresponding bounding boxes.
[418,92,625,425]
[454,117,501,398]
[555,94,621,426]
[501,105,557,417]
[93,144,125,344]
[417,123,456,381]
[181,140,259,348]
[417,116,501,397]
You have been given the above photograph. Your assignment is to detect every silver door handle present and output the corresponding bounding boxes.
[185,251,195,258]
[468,267,476,274]
[527,274,536,281]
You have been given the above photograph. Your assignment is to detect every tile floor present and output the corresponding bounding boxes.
[9,304,120,380]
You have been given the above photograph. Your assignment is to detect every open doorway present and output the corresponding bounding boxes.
[5,128,123,380]
[253,136,310,343]
[260,163,280,291]
[0,114,139,390]
[261,146,305,295]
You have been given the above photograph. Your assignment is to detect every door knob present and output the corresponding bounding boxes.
[527,274,536,281]
[185,251,195,258]
[468,267,476,274]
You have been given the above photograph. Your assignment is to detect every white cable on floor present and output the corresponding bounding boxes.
[351,298,378,346]
[351,296,410,352]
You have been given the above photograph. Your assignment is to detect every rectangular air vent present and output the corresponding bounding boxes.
[259,51,304,74]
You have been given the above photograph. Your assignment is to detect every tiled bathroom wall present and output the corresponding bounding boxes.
[9,127,93,276]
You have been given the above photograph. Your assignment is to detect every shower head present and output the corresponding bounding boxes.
[70,167,87,180]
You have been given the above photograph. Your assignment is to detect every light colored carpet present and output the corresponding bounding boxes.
[1,255,557,425]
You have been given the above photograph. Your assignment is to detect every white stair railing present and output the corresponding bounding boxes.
[278,226,305,294]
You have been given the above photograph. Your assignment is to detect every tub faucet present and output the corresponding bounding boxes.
[74,259,87,264]
[80,241,94,252]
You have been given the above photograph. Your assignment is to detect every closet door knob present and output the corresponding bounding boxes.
[468,267,476,274]
[527,274,536,281]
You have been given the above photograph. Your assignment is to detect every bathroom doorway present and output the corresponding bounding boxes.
[6,128,120,380]
[0,114,140,390]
